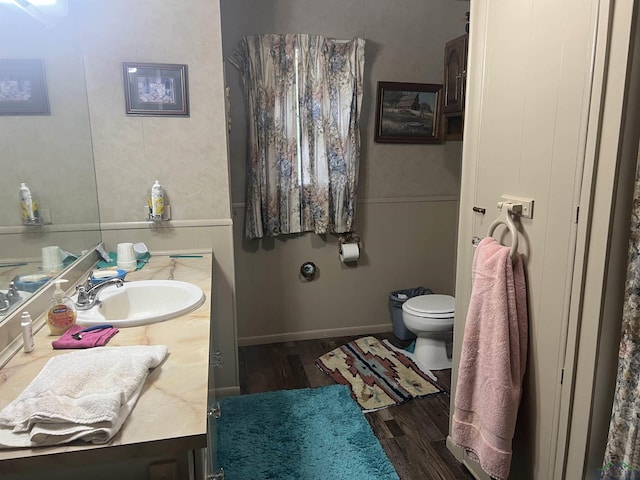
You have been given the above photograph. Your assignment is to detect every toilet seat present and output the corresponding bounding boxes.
[402,294,454,318]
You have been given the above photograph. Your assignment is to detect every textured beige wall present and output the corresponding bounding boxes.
[234,198,459,344]
[68,0,238,389]
[73,0,231,224]
[221,0,468,342]
[222,0,468,202]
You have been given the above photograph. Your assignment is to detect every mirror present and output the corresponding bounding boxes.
[0,5,101,319]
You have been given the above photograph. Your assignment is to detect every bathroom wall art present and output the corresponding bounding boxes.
[0,59,50,115]
[374,81,442,143]
[123,62,189,117]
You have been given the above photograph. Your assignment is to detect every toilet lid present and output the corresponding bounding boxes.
[402,294,455,318]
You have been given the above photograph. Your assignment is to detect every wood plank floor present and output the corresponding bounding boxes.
[238,332,475,480]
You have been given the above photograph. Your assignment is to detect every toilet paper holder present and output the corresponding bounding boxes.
[338,232,362,249]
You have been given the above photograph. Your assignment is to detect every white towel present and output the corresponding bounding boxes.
[0,345,168,448]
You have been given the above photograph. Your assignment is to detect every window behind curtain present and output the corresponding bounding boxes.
[230,34,365,239]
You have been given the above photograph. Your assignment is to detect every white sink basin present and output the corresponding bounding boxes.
[75,280,205,327]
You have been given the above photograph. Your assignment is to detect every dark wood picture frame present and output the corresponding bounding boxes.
[123,62,189,117]
[374,81,442,143]
[0,59,50,116]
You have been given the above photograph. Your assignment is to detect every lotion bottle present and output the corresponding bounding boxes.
[21,311,35,353]
[46,279,77,335]
[150,180,164,220]
[19,182,36,222]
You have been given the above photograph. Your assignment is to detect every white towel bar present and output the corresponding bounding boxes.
[487,202,520,259]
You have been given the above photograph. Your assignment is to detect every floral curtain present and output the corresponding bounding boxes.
[601,157,640,479]
[229,34,365,239]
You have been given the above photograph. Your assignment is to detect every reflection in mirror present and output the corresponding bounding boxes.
[0,5,101,321]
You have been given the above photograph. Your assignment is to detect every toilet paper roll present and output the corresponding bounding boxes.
[339,243,360,263]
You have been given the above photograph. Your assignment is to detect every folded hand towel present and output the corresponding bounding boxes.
[51,324,119,349]
[0,345,167,448]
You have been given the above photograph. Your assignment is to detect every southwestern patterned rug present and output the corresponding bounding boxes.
[315,336,443,412]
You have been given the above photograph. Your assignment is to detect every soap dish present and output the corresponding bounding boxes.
[90,269,127,285]
[13,274,51,292]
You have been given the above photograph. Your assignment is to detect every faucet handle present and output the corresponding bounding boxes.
[76,276,93,295]
[6,282,19,301]
[75,284,91,306]
[75,277,123,310]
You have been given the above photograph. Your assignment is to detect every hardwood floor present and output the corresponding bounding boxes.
[237,332,475,480]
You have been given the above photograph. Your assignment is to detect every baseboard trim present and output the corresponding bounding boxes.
[238,323,394,347]
[446,435,489,480]
[446,436,464,461]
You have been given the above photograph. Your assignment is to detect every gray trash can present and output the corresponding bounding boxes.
[388,287,432,340]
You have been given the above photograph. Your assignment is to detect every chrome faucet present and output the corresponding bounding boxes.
[75,277,124,310]
[0,294,7,313]
[0,282,21,313]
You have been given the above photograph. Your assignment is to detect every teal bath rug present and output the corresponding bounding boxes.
[216,384,399,480]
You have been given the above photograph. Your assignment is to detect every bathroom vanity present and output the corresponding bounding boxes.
[0,254,213,479]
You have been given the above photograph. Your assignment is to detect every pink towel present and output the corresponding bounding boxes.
[52,325,119,349]
[451,237,528,480]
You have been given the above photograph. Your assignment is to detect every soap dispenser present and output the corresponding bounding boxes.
[149,180,164,220]
[19,182,37,223]
[46,279,77,335]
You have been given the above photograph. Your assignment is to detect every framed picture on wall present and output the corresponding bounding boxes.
[374,81,442,143]
[123,62,189,117]
[0,59,50,115]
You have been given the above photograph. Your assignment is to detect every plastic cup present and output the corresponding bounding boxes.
[41,246,63,274]
[116,243,137,271]
[133,242,148,260]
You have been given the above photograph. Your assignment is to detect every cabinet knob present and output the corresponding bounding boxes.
[208,401,221,419]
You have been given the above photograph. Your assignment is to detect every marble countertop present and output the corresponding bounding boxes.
[0,254,212,473]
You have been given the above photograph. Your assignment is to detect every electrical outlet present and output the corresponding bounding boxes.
[148,461,178,480]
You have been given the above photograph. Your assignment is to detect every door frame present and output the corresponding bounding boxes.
[557,0,640,478]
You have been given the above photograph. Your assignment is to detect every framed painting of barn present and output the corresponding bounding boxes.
[374,81,442,143]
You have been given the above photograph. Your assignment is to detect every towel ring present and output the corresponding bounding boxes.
[487,203,519,259]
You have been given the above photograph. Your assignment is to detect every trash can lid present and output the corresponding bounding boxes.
[402,294,455,317]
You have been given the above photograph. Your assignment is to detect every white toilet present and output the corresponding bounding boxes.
[401,294,455,370]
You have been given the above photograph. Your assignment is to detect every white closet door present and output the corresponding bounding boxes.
[448,1,600,478]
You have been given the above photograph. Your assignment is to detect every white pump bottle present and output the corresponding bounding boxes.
[19,182,36,221]
[150,180,164,219]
